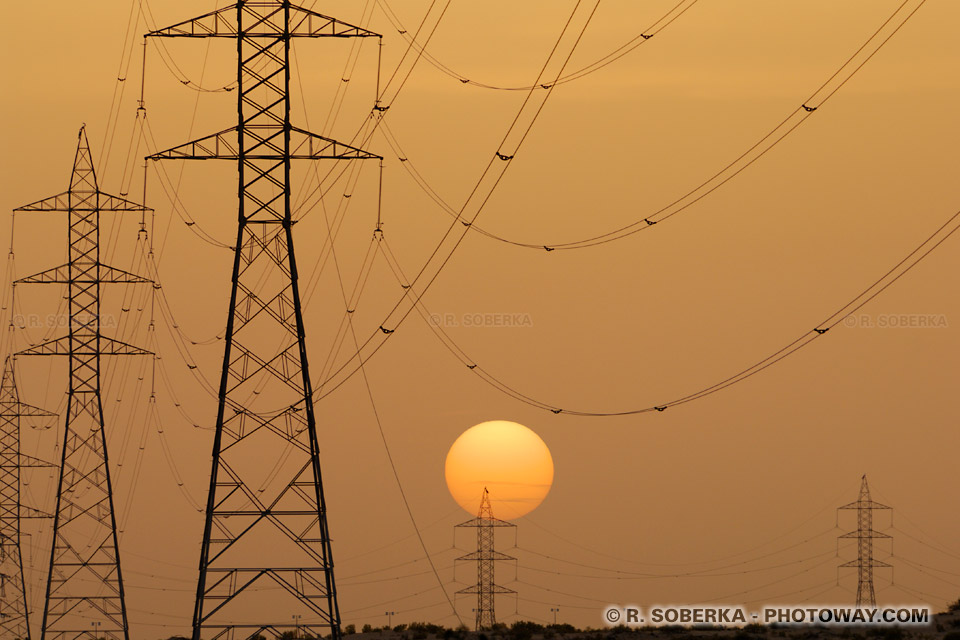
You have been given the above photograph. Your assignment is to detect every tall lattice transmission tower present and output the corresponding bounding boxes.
[13,127,152,640]
[456,488,516,630]
[146,4,381,639]
[0,357,56,640]
[838,474,892,608]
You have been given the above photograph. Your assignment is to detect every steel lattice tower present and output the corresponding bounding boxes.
[146,4,380,640]
[838,474,891,608]
[456,488,516,631]
[0,357,56,640]
[13,127,152,640]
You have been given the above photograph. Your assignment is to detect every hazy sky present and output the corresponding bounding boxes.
[2,0,958,637]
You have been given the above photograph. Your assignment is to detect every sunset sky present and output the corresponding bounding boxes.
[1,0,958,636]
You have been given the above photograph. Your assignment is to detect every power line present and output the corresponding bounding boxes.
[307,0,603,408]
[378,0,929,251]
[370,205,960,417]
[374,0,697,91]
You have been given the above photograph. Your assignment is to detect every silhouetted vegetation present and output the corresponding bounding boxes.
[509,621,544,640]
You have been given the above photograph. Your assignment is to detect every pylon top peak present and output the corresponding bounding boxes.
[70,124,97,194]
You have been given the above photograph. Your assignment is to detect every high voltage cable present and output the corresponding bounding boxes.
[299,0,936,412]
[879,582,953,609]
[893,527,960,563]
[306,101,465,629]
[369,206,960,417]
[378,0,929,251]
[306,1,604,409]
[97,0,151,181]
[516,488,850,569]
[516,529,843,579]
[698,553,842,603]
[517,548,841,581]
[375,0,698,91]
[896,557,960,586]
[743,578,842,607]
[289,0,453,221]
[869,484,960,561]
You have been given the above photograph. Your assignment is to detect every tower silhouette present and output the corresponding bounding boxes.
[13,127,152,640]
[838,474,891,608]
[145,4,381,639]
[0,357,56,640]
[456,488,516,630]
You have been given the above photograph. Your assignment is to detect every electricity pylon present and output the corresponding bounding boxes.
[14,127,152,640]
[0,357,56,640]
[455,488,516,630]
[838,474,891,608]
[146,4,381,640]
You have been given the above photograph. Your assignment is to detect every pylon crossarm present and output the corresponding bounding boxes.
[840,530,892,539]
[457,550,516,561]
[841,559,892,568]
[15,453,56,469]
[14,190,151,213]
[456,517,517,528]
[148,126,380,161]
[838,501,891,510]
[290,126,381,160]
[16,263,152,285]
[2,402,56,419]
[147,3,379,39]
[147,127,239,160]
[16,336,152,357]
[19,505,53,519]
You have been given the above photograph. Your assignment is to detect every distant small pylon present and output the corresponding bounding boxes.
[838,474,892,608]
[455,488,516,630]
[0,357,56,640]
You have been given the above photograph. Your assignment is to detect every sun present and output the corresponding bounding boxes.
[444,420,554,520]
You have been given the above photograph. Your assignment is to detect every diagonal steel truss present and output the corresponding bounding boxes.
[838,474,891,608]
[14,127,152,640]
[147,4,380,640]
[455,488,516,630]
[0,357,56,640]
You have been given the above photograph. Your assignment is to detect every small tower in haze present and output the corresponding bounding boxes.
[456,488,516,630]
[838,474,892,607]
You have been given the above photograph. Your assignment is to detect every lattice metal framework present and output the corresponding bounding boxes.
[146,4,380,640]
[0,357,56,640]
[14,127,151,640]
[838,474,892,608]
[455,488,516,630]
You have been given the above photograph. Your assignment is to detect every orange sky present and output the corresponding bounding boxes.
[1,0,958,636]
